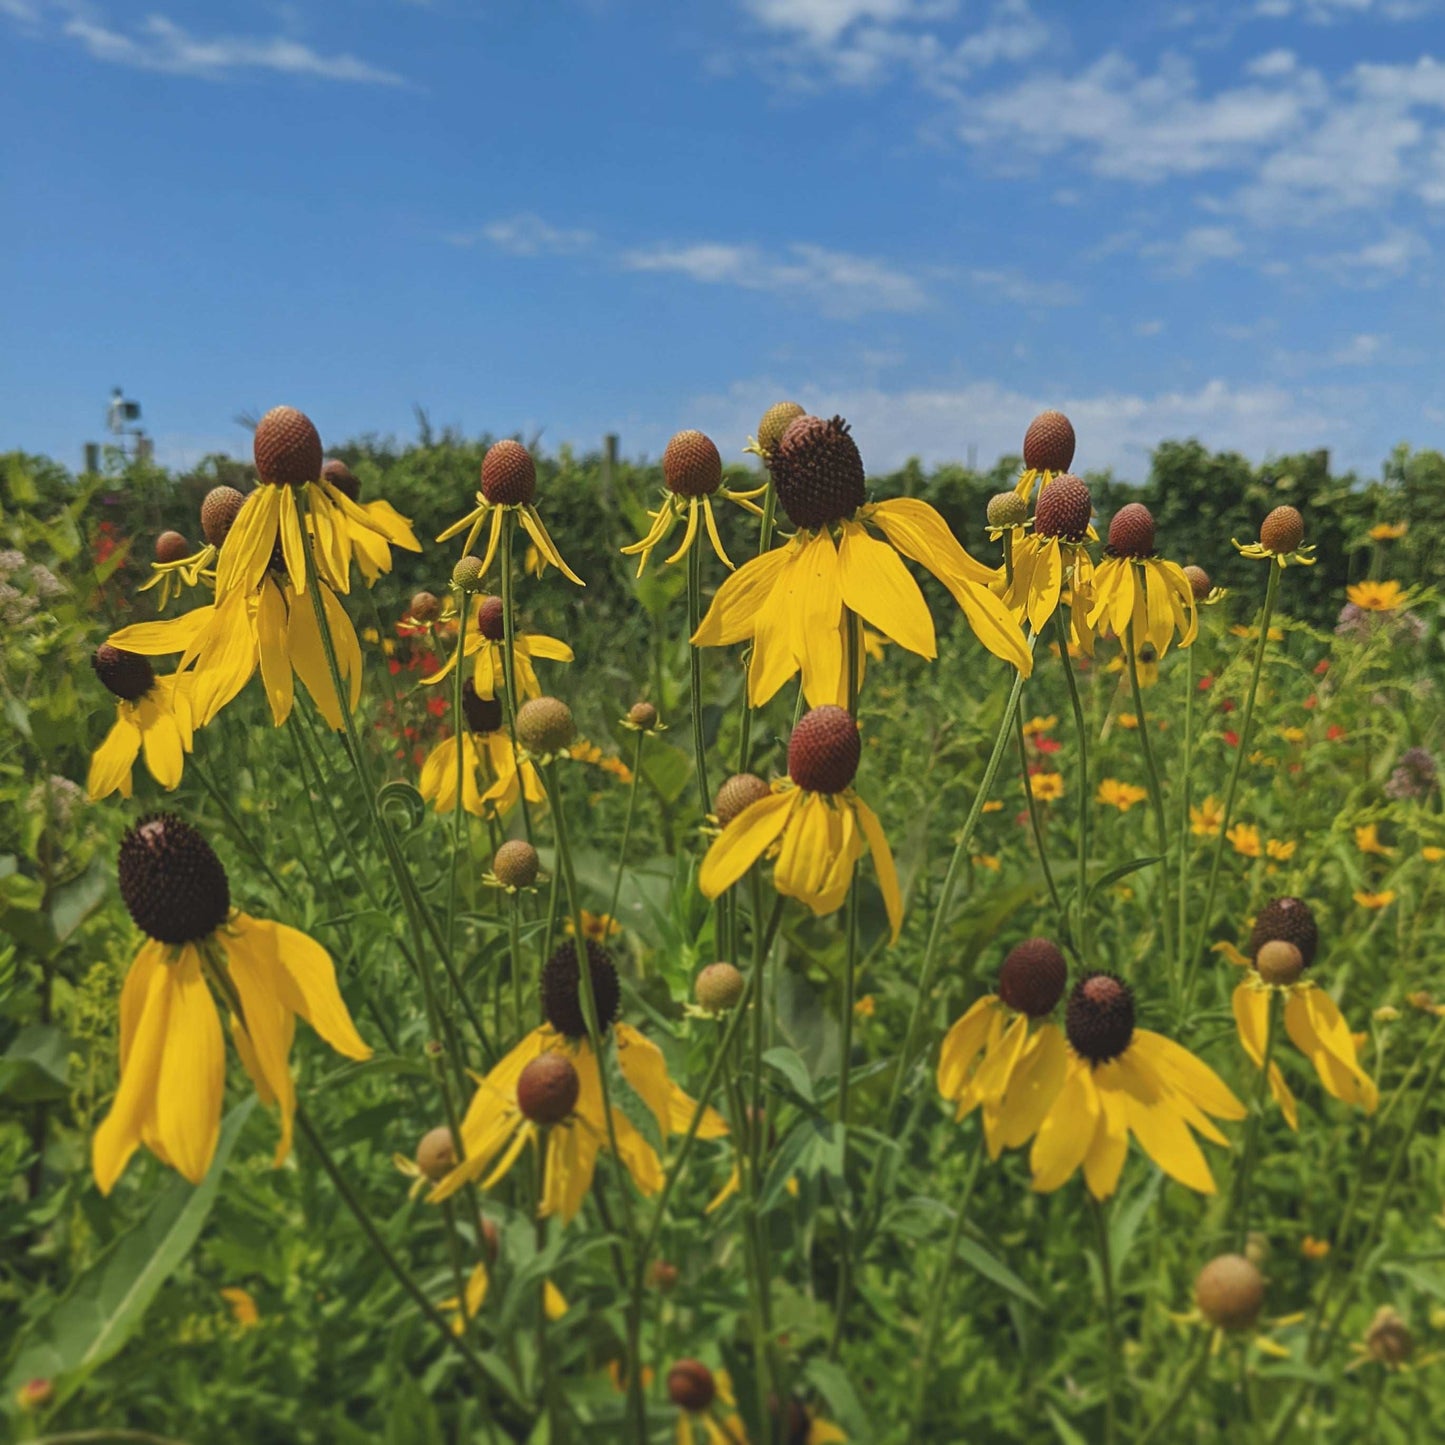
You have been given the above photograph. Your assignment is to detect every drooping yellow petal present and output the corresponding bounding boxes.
[1135,1029,1246,1121]
[993,1023,1069,1152]
[88,710,142,800]
[793,530,845,709]
[519,506,585,586]
[256,576,295,726]
[851,793,904,942]
[699,789,797,899]
[224,921,297,1163]
[215,486,281,599]
[614,1023,676,1140]
[134,694,186,790]
[1114,1048,1216,1195]
[774,793,858,916]
[108,607,213,656]
[692,543,792,647]
[261,916,371,1060]
[866,497,996,586]
[1030,1059,1097,1192]
[837,520,936,660]
[1285,987,1378,1113]
[151,947,226,1185]
[1082,1067,1130,1199]
[937,996,997,1102]
[183,589,259,727]
[663,495,702,566]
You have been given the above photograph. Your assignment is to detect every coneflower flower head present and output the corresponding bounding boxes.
[667,1360,716,1412]
[1034,475,1093,541]
[517,1052,580,1125]
[1259,505,1305,555]
[516,695,576,754]
[1107,502,1156,558]
[1195,1253,1265,1331]
[409,590,440,622]
[770,415,867,530]
[755,400,805,457]
[1249,896,1318,967]
[321,458,360,502]
[492,839,540,889]
[714,772,771,825]
[987,491,1030,529]
[1023,410,1076,474]
[998,937,1067,1017]
[1255,939,1304,986]
[416,1125,457,1182]
[155,531,189,564]
[695,962,745,1012]
[117,814,230,945]
[1065,972,1134,1064]
[254,406,323,487]
[92,644,155,702]
[1182,564,1211,600]
[476,595,506,640]
[480,439,536,506]
[626,700,658,730]
[201,486,247,547]
[787,704,860,794]
[541,938,622,1039]
[452,555,486,591]
[663,430,722,497]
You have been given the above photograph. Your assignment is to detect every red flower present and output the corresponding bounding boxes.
[1198,674,1215,692]
[426,695,447,718]
[1224,729,1240,748]
[1313,657,1330,676]
[1034,735,1062,754]
[1327,724,1346,741]
[1220,698,1236,714]
[1303,694,1317,711]
[388,659,401,676]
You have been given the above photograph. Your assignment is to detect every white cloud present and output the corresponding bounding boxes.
[1141,225,1245,274]
[689,375,1345,478]
[55,13,405,84]
[1134,319,1165,337]
[968,267,1079,306]
[1328,332,1384,363]
[742,0,948,47]
[1309,228,1430,281]
[447,214,595,256]
[1246,48,1298,77]
[622,240,927,315]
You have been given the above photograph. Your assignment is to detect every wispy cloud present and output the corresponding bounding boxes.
[968,267,1080,306]
[622,240,928,315]
[1308,228,1430,282]
[447,214,596,256]
[43,11,406,85]
[1141,225,1245,275]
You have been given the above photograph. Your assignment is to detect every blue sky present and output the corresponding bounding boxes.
[4,0,1444,481]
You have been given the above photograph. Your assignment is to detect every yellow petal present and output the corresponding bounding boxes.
[699,790,796,899]
[692,544,792,647]
[994,1023,1069,1151]
[838,520,936,659]
[224,922,297,1163]
[1082,1067,1130,1199]
[1031,1060,1097,1192]
[1114,1048,1216,1195]
[937,996,997,1101]
[256,577,295,726]
[152,947,226,1185]
[260,916,371,1060]
[1135,1029,1246,1121]
[1285,987,1378,1113]
[614,1023,675,1139]
[88,711,141,800]
[108,607,213,656]
[215,486,280,599]
[866,497,996,585]
[852,793,903,942]
[792,531,845,709]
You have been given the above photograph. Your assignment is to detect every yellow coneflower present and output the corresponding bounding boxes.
[566,910,622,943]
[93,815,370,1193]
[422,593,573,699]
[938,939,1069,1158]
[1013,409,1077,503]
[1096,778,1148,812]
[668,1361,748,1445]
[1346,579,1408,612]
[1353,890,1396,910]
[1355,823,1395,857]
[138,524,217,611]
[437,439,583,586]
[1234,505,1316,568]
[1030,772,1065,802]
[1227,823,1263,858]
[105,574,363,731]
[220,1287,261,1329]
[1005,473,1097,652]
[87,647,193,800]
[692,415,1029,709]
[698,706,903,941]
[1230,901,1378,1128]
[432,941,724,1220]
[215,408,412,599]
[1088,504,1197,658]
[319,459,422,585]
[1368,521,1408,542]
[418,685,544,818]
[622,429,766,575]
[1266,838,1297,861]
[1031,973,1244,1198]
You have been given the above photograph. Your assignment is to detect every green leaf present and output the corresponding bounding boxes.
[954,1233,1040,1308]
[1086,855,1164,907]
[1044,1402,1091,1445]
[0,1025,71,1103]
[763,1046,815,1104]
[804,1358,871,1438]
[2,1098,255,1410]
[49,858,110,947]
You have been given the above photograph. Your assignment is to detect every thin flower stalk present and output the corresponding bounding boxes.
[1181,564,1281,1017]
[687,537,712,814]
[1125,622,1176,966]
[1177,638,1197,984]
[606,730,647,932]
[1054,610,1091,960]
[1015,709,1072,951]
[1092,1195,1120,1445]
[1230,989,1281,1250]
[499,511,534,841]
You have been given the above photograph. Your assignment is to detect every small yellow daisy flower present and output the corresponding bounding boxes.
[1097,778,1148,812]
[1030,772,1065,802]
[1346,579,1408,612]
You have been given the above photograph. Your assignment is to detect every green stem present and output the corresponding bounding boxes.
[1134,1328,1212,1445]
[606,730,647,930]
[1126,616,1176,966]
[907,1134,986,1444]
[1054,609,1090,957]
[1015,706,1072,952]
[1181,564,1281,1017]
[191,758,289,898]
[499,512,534,841]
[1092,1194,1119,1445]
[736,476,777,774]
[1177,638,1197,992]
[1231,990,1280,1251]
[447,584,469,946]
[687,537,712,814]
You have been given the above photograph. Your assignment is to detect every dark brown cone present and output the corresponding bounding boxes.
[663,430,722,497]
[200,486,247,547]
[254,406,323,486]
[1195,1254,1265,1331]
[321,458,361,502]
[481,440,536,506]
[92,644,155,703]
[1182,564,1211,600]
[476,595,506,641]
[117,814,231,945]
[462,680,504,735]
[787,706,860,795]
[541,939,621,1039]
[1107,502,1156,558]
[667,1360,716,1413]
[1259,505,1304,555]
[1249,897,1318,968]
[1065,973,1135,1064]
[998,938,1067,1018]
[1023,410,1076,473]
[517,1053,580,1126]
[1034,474,1092,541]
[770,415,866,529]
[714,772,771,825]
[154,530,189,564]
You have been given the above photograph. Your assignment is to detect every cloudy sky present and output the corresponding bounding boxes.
[4,0,1443,479]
